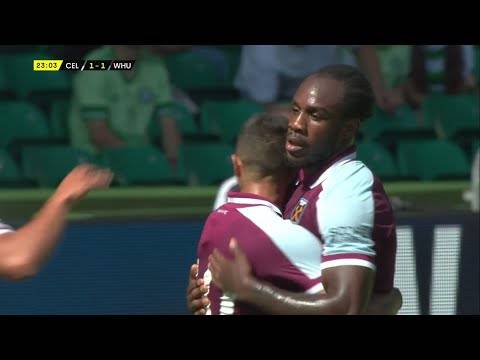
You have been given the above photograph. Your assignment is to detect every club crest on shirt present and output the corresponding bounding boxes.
[290,197,308,224]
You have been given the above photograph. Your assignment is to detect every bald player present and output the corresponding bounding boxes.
[0,165,112,281]
[189,64,400,315]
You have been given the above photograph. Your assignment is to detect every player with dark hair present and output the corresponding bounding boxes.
[0,165,113,281]
[189,64,400,315]
[197,114,318,314]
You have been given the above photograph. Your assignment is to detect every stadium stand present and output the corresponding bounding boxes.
[397,140,471,181]
[100,145,187,186]
[357,141,399,180]
[21,145,95,187]
[200,99,263,144]
[183,143,234,185]
[0,45,477,188]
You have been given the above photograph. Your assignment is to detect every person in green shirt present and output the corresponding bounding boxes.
[376,45,411,108]
[69,45,182,167]
[406,45,477,108]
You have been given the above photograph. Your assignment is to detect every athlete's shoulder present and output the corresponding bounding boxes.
[238,205,316,241]
[204,203,236,225]
[199,205,237,247]
[205,202,258,233]
[324,158,374,193]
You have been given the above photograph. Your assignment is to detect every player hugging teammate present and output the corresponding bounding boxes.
[188,65,402,315]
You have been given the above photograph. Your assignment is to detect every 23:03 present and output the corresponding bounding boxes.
[36,61,58,69]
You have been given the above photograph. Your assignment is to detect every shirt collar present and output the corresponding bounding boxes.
[227,192,283,216]
[297,145,357,189]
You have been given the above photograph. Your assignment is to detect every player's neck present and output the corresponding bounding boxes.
[303,142,355,178]
[240,180,287,210]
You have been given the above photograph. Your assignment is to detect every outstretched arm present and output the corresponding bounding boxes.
[0,165,113,280]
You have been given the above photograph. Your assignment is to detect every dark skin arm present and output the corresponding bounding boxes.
[356,45,400,114]
[209,239,374,315]
[86,120,125,151]
[187,261,401,315]
[187,243,402,315]
[366,287,402,315]
[157,116,182,167]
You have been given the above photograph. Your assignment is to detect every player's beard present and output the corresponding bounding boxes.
[286,151,310,168]
[286,145,337,172]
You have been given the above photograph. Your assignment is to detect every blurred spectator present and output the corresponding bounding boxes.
[234,45,400,115]
[405,45,477,108]
[192,46,231,84]
[68,45,182,168]
[142,46,204,116]
[152,45,231,84]
[376,45,411,107]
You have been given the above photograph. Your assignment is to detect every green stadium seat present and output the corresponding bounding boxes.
[21,146,95,187]
[0,70,7,93]
[218,45,241,86]
[360,105,436,145]
[0,101,51,148]
[0,57,11,99]
[100,146,186,186]
[397,140,470,181]
[200,100,263,144]
[357,141,399,180]
[50,99,71,139]
[166,51,228,91]
[422,94,480,140]
[358,115,385,141]
[183,143,234,185]
[5,52,72,101]
[0,149,24,183]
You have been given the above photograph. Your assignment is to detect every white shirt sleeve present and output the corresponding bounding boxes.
[213,176,238,210]
[316,163,376,271]
[0,221,14,235]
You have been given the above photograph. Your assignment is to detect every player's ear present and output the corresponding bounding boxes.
[231,154,242,178]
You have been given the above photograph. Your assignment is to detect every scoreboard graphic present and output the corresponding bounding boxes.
[33,60,136,71]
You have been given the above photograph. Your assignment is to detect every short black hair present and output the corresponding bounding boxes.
[236,113,289,180]
[314,64,375,122]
